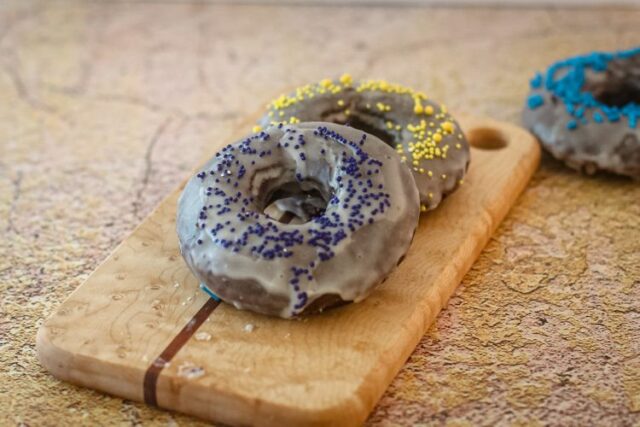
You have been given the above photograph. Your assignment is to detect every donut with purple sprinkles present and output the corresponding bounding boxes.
[177,122,419,318]
[523,47,640,178]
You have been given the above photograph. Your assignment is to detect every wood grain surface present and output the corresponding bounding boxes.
[36,113,540,426]
[2,1,640,426]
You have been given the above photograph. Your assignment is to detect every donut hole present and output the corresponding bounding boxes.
[262,179,331,224]
[467,127,508,150]
[585,80,640,107]
[321,109,396,148]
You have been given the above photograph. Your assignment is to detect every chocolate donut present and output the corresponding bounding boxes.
[523,47,640,178]
[256,75,470,211]
[177,122,419,318]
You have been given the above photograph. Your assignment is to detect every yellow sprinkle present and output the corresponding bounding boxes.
[433,133,443,142]
[395,125,402,131]
[420,205,427,212]
[345,109,351,115]
[386,121,394,129]
[459,179,464,185]
[339,73,353,85]
[428,192,433,199]
[425,105,434,115]
[337,99,345,106]
[428,170,433,177]
[320,78,332,88]
[252,125,262,133]
[455,143,462,149]
[441,121,454,133]
[414,105,424,114]
[441,174,447,179]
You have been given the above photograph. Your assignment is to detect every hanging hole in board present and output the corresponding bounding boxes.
[467,127,508,150]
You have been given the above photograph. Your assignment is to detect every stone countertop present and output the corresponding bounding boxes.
[1,1,639,425]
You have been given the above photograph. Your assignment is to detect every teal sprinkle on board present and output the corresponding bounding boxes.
[199,283,221,302]
[527,94,544,109]
[527,46,640,131]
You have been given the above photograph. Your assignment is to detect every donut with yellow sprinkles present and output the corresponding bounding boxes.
[257,74,470,211]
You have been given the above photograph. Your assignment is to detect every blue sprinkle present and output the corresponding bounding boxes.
[593,111,604,123]
[566,103,575,114]
[567,120,578,130]
[527,94,545,110]
[530,72,543,89]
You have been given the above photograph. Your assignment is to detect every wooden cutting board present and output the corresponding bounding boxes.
[36,112,540,427]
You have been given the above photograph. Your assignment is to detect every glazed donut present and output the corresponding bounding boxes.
[256,75,470,211]
[177,122,419,318]
[523,47,640,178]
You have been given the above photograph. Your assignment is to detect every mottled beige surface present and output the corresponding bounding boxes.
[1,1,639,426]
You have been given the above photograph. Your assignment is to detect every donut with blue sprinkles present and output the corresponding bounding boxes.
[177,122,420,318]
[523,47,640,178]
